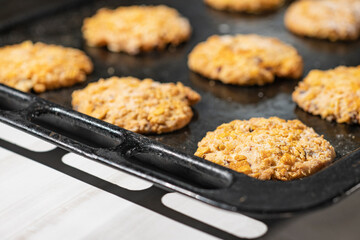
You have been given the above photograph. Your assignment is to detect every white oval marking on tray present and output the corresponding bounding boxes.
[0,122,56,152]
[62,153,152,191]
[162,192,268,239]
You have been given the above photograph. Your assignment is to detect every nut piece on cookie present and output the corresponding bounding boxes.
[82,5,192,54]
[195,117,335,181]
[204,0,284,14]
[72,77,201,134]
[293,65,360,124]
[285,0,360,41]
[188,34,303,86]
[0,41,93,93]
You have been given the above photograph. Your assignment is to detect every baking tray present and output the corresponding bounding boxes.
[1,0,360,217]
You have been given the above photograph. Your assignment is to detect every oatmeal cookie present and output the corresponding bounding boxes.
[188,34,303,86]
[0,41,93,93]
[293,65,360,124]
[195,117,335,181]
[82,5,191,54]
[204,0,284,13]
[72,77,201,134]
[284,0,360,41]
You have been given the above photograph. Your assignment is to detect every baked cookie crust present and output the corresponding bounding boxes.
[188,34,303,86]
[285,0,360,41]
[82,5,192,54]
[293,65,360,124]
[72,77,201,134]
[0,41,93,93]
[204,0,284,13]
[195,117,335,181]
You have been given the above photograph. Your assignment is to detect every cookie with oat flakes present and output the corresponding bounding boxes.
[293,65,360,124]
[82,5,191,55]
[188,34,303,86]
[195,117,335,181]
[0,41,93,93]
[285,0,360,41]
[72,77,201,134]
[204,0,284,14]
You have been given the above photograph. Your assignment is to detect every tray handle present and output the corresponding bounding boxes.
[0,84,233,193]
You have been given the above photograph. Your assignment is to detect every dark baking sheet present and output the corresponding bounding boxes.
[1,0,360,216]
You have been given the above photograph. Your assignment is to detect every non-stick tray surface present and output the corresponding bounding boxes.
[1,0,360,217]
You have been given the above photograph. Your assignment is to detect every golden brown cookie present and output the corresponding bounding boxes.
[82,5,192,54]
[72,77,201,134]
[0,41,93,93]
[195,117,335,181]
[188,34,303,86]
[285,0,360,41]
[293,65,360,124]
[204,0,284,13]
